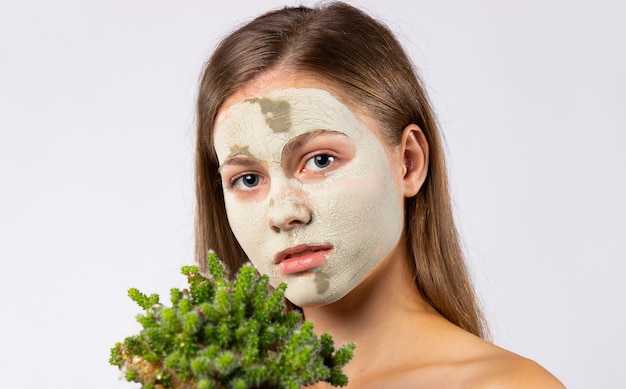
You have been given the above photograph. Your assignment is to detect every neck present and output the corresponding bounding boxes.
[302,242,435,358]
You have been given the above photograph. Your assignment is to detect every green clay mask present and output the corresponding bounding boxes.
[214,88,403,307]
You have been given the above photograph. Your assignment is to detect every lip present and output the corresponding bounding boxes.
[275,244,333,275]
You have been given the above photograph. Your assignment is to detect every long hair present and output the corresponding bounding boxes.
[195,2,487,338]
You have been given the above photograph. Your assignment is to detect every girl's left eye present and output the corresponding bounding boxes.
[304,154,335,171]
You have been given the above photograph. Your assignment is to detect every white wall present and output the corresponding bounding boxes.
[1,1,623,387]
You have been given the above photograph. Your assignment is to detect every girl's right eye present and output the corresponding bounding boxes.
[231,173,263,190]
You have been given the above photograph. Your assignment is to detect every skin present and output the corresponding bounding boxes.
[214,70,565,388]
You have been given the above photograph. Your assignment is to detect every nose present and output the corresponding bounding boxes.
[268,189,312,232]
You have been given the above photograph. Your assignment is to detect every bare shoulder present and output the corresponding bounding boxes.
[348,349,565,389]
[407,319,566,389]
[340,331,565,389]
[322,314,565,389]
[462,341,565,389]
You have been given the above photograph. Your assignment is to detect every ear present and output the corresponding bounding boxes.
[399,124,429,197]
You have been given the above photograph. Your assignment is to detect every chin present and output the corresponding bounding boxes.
[285,287,347,308]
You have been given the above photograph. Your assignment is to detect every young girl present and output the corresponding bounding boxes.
[194,2,564,387]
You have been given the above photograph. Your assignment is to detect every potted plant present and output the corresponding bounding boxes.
[110,252,355,389]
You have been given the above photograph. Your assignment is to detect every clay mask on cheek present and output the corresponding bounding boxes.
[214,88,404,306]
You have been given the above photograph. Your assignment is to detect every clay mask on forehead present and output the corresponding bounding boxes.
[214,88,403,306]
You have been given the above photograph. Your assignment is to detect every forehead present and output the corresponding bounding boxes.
[213,88,366,157]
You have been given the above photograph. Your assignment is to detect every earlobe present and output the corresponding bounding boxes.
[400,124,429,197]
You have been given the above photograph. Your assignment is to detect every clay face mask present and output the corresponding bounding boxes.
[214,88,403,306]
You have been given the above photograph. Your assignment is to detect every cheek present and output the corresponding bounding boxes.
[223,196,283,281]
[309,167,402,238]
[319,147,404,259]
[224,196,267,248]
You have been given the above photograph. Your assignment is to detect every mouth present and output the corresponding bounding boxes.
[274,244,333,275]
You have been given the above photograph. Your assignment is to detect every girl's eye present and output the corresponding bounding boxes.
[304,154,335,171]
[232,174,262,190]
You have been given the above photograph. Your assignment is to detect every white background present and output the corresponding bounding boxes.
[1,0,624,387]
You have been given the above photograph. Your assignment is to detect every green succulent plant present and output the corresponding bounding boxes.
[110,252,355,389]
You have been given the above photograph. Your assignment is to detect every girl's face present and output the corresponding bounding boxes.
[214,77,405,306]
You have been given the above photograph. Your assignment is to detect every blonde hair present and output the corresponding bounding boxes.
[195,2,487,338]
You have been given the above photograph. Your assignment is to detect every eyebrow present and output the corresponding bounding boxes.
[218,155,263,174]
[281,130,346,159]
